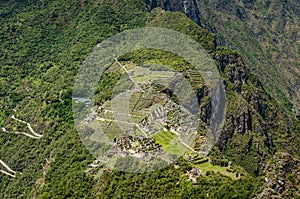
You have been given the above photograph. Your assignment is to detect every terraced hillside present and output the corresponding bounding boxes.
[0,0,299,198]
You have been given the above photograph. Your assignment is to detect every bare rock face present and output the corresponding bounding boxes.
[232,105,253,134]
[145,0,201,25]
[296,110,300,121]
[214,52,249,94]
[217,105,254,150]
[256,153,300,199]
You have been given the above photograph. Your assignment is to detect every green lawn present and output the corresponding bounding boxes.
[195,161,238,180]
[152,130,190,156]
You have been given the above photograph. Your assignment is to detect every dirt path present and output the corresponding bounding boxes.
[11,115,43,139]
[0,169,15,178]
[115,58,141,90]
[1,126,41,139]
[0,112,43,177]
[0,159,16,178]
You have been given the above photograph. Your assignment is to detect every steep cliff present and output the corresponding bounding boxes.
[146,0,300,120]
[145,0,201,25]
[0,0,299,198]
[196,0,300,119]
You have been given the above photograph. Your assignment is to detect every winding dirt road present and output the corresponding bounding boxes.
[0,112,43,177]
[0,159,17,178]
[11,115,43,139]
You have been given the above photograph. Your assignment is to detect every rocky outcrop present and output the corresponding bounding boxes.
[145,0,201,25]
[199,99,211,125]
[217,105,253,150]
[246,92,268,119]
[256,153,300,199]
[213,52,249,93]
[232,105,252,134]
[197,0,300,124]
[212,49,280,161]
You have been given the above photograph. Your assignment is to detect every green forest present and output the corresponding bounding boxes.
[0,0,299,198]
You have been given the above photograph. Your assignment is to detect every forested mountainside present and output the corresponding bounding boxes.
[0,0,299,198]
[196,0,300,117]
[146,0,300,119]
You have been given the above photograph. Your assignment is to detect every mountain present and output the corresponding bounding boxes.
[0,0,299,198]
[195,0,300,117]
[146,0,300,117]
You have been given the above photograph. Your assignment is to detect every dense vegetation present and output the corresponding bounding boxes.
[0,0,299,198]
[197,0,300,114]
